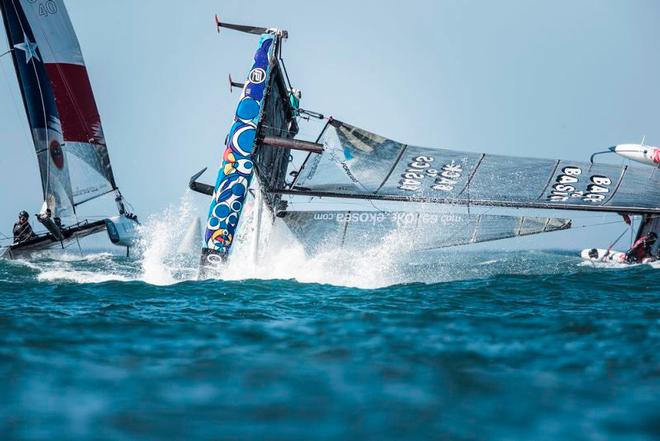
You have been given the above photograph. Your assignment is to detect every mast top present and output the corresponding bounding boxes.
[215,15,288,39]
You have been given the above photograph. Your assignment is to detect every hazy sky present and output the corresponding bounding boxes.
[1,0,660,249]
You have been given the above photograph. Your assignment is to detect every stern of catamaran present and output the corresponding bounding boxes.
[103,191,140,254]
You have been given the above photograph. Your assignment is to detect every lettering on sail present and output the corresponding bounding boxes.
[432,162,463,192]
[398,156,464,192]
[547,166,612,203]
[313,212,464,226]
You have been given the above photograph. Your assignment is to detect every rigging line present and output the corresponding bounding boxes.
[70,208,84,257]
[602,227,630,261]
[288,120,331,190]
[367,199,387,214]
[278,48,293,91]
[259,123,298,137]
[0,49,12,58]
[72,188,116,207]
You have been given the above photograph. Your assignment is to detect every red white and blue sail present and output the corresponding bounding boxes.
[1,0,116,216]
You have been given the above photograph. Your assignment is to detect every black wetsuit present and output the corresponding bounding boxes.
[13,221,35,244]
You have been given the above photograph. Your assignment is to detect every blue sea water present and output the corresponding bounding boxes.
[0,251,658,440]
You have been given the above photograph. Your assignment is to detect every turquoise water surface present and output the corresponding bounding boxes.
[0,251,658,440]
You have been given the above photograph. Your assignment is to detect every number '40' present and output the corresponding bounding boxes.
[38,1,58,16]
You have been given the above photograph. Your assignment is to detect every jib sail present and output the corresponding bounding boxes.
[1,0,117,216]
[281,210,571,255]
[283,119,660,215]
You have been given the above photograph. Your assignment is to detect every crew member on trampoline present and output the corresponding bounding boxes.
[13,211,36,244]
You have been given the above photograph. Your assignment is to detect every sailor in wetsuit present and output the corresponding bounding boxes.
[13,210,36,244]
[625,231,658,263]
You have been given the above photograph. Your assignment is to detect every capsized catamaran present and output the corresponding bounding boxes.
[0,0,138,259]
[188,17,577,273]
[190,16,660,272]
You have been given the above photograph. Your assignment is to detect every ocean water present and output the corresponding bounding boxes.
[0,247,658,441]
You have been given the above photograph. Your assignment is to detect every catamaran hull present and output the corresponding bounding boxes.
[0,220,106,260]
[579,248,658,264]
[580,248,627,263]
[201,32,277,267]
[105,215,140,247]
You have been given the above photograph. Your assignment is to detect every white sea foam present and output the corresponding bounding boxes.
[577,260,637,269]
[123,189,405,288]
[49,252,114,263]
[21,190,638,288]
[137,191,200,286]
[210,202,406,289]
[37,269,131,284]
[6,257,41,270]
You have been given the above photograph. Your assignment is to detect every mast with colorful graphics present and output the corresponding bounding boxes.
[196,17,299,270]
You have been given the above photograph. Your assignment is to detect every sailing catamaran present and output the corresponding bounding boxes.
[0,0,138,259]
[190,17,660,271]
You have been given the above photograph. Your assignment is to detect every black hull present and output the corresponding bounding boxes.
[1,220,107,260]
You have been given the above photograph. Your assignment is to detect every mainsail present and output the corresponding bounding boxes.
[1,0,117,216]
[281,210,571,255]
[282,120,660,215]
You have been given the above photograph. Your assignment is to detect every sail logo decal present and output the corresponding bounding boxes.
[249,68,266,84]
[398,156,463,192]
[547,166,611,203]
[49,140,64,169]
[13,33,41,64]
[399,156,435,191]
[312,212,464,226]
[431,162,463,192]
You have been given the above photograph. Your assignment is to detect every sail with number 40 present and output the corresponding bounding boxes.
[1,0,117,216]
[281,119,660,215]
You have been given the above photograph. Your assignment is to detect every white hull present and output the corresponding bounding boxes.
[105,215,140,247]
[580,248,656,264]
